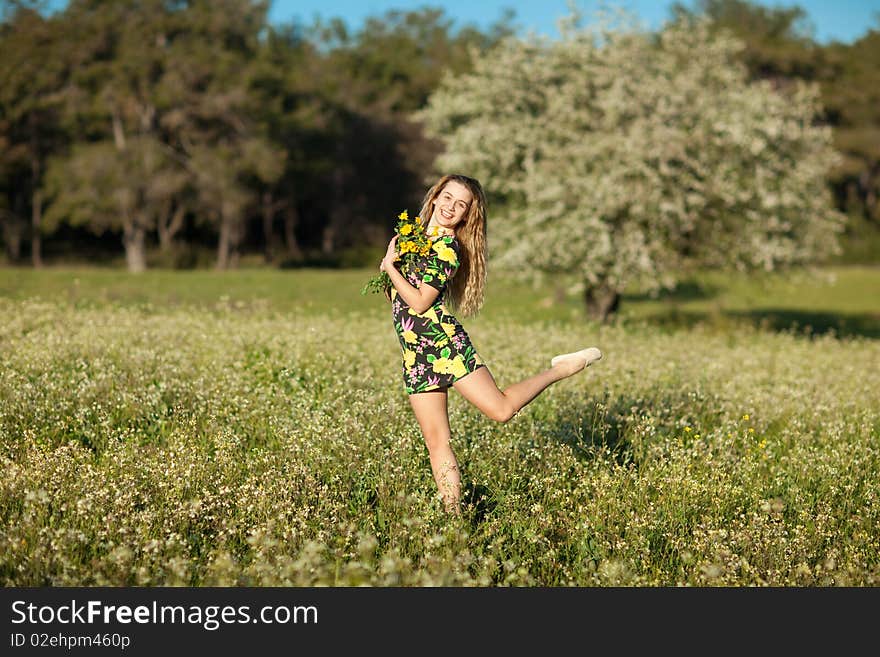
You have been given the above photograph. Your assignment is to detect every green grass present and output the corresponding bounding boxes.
[619,266,880,338]
[0,264,878,586]
[2,263,879,337]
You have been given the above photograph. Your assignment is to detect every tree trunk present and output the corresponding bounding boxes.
[323,165,345,255]
[228,204,242,269]
[112,111,126,150]
[112,110,144,273]
[31,187,43,268]
[157,202,186,252]
[283,205,302,258]
[321,223,335,255]
[864,165,878,223]
[261,191,278,263]
[216,202,244,270]
[216,213,230,270]
[229,225,241,269]
[1,215,24,262]
[29,117,43,268]
[584,285,621,323]
[123,221,147,273]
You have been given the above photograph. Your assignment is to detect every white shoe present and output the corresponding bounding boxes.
[551,347,602,369]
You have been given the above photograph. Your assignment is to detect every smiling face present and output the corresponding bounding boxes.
[429,180,473,233]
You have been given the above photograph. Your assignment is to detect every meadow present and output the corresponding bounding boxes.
[1,264,878,586]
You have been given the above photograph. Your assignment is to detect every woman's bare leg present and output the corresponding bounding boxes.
[452,358,592,423]
[408,389,461,512]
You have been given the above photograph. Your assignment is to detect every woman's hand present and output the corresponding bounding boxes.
[379,235,398,273]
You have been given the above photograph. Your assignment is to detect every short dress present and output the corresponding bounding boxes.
[390,234,485,394]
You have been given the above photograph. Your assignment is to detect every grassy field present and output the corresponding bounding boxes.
[1,264,878,586]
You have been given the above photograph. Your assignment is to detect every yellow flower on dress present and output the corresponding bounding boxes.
[432,241,457,264]
[402,329,417,344]
[441,322,456,338]
[431,357,452,374]
[411,306,440,323]
[403,349,416,369]
[449,355,468,379]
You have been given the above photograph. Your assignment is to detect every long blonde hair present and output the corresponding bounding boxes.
[417,174,487,318]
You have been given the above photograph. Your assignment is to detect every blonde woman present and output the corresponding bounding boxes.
[380,174,602,512]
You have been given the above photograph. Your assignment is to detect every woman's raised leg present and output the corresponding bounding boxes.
[408,389,461,512]
[453,354,597,423]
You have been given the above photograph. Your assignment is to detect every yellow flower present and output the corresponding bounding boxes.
[403,350,416,369]
[432,357,452,374]
[432,241,457,264]
[441,322,456,338]
[398,210,408,221]
[410,306,438,323]
[449,355,468,378]
[743,414,750,421]
[399,224,412,235]
[402,329,417,344]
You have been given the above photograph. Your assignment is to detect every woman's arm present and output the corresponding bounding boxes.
[381,236,439,314]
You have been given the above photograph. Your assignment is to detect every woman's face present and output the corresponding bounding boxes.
[431,180,473,231]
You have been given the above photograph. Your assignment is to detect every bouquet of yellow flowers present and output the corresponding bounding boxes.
[361,210,435,296]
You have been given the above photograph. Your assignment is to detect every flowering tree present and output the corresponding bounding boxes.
[416,12,846,321]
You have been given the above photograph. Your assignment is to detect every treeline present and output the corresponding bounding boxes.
[0,0,878,270]
[672,0,880,264]
[0,0,515,269]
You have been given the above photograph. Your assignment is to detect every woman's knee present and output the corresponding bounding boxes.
[421,427,452,452]
[486,403,516,423]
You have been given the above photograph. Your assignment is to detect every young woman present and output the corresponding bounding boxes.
[380,174,602,512]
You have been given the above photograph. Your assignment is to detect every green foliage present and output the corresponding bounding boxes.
[673,0,880,252]
[818,30,880,225]
[671,0,820,79]
[0,1,517,270]
[418,9,847,320]
[3,0,878,274]
[42,137,176,234]
[361,271,391,297]
[0,3,68,263]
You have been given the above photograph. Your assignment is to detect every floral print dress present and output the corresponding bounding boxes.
[390,234,485,394]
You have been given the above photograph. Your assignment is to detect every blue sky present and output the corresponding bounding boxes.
[41,1,880,44]
[268,0,880,44]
